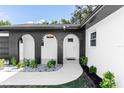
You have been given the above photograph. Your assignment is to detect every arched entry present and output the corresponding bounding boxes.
[41,34,57,64]
[19,34,35,62]
[63,34,79,63]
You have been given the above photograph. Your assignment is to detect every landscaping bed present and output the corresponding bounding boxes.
[79,56,116,88]
[21,64,62,72]
[81,65,102,88]
[79,56,102,87]
[0,64,62,72]
[0,58,62,72]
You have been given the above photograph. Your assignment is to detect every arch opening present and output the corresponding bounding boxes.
[19,34,35,62]
[63,34,79,63]
[41,34,57,64]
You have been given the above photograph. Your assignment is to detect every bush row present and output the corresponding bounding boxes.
[80,56,116,88]
[10,57,56,69]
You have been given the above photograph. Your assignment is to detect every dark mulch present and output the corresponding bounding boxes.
[81,65,102,88]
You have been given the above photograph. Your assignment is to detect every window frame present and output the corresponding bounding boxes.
[90,32,96,47]
[68,38,73,42]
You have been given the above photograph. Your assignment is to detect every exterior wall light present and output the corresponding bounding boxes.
[19,38,23,43]
[63,26,66,30]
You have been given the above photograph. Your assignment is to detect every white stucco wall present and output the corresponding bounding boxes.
[19,42,23,62]
[0,33,9,37]
[21,34,35,60]
[41,34,57,64]
[63,34,79,63]
[86,7,124,87]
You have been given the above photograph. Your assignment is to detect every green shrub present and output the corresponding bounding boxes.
[99,71,116,88]
[11,57,17,66]
[80,56,88,66]
[20,62,25,68]
[29,59,38,68]
[16,63,21,69]
[16,63,25,69]
[23,59,30,67]
[47,59,56,68]
[0,59,5,70]
[89,65,97,74]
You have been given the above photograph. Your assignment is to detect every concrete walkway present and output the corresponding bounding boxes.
[0,61,83,85]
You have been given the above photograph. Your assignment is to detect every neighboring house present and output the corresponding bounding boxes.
[0,5,124,87]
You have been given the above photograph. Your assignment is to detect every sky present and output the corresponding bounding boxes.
[0,5,75,24]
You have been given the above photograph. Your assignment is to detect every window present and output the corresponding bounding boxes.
[46,35,54,38]
[68,38,73,42]
[90,32,96,46]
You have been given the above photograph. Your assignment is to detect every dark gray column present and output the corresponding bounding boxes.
[9,31,20,63]
[79,31,85,57]
[34,33,43,64]
[57,38,63,64]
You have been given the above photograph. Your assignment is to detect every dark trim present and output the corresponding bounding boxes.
[0,24,80,31]
[85,5,123,29]
[80,65,102,88]
[66,58,76,60]
[80,5,104,28]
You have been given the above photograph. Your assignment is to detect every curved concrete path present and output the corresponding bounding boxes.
[0,61,83,85]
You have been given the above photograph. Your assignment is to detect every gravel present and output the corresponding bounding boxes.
[21,64,63,72]
[2,64,63,72]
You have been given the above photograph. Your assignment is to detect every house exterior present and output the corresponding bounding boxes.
[0,24,85,64]
[0,5,124,87]
[84,5,124,87]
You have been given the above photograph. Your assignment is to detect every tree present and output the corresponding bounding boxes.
[41,21,49,24]
[60,19,71,24]
[71,5,97,24]
[50,20,58,24]
[50,19,71,24]
[0,20,11,26]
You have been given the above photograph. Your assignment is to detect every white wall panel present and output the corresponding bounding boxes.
[86,7,124,87]
[19,34,35,61]
[41,34,57,64]
[19,42,23,62]
[63,34,79,63]
[0,33,9,37]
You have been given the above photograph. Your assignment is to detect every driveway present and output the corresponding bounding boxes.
[0,60,83,85]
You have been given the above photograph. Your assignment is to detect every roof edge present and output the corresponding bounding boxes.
[80,5,105,28]
[0,24,81,30]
